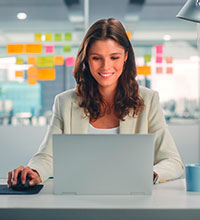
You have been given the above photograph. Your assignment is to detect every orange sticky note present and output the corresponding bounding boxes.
[27,57,37,65]
[15,71,24,77]
[156,67,163,74]
[25,44,42,54]
[54,56,64,65]
[7,44,24,54]
[28,77,37,85]
[166,56,173,64]
[126,32,131,40]
[27,67,38,77]
[137,66,151,75]
[38,68,55,81]
[166,67,173,74]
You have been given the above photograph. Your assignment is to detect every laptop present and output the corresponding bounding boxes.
[52,134,154,195]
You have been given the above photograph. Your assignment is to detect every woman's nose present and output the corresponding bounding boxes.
[102,58,111,69]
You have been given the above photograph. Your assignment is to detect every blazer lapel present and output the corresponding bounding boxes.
[120,115,137,134]
[71,101,89,134]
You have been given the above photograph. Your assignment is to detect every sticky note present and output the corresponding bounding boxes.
[28,77,37,85]
[166,56,173,63]
[45,45,54,54]
[54,56,64,65]
[16,58,23,65]
[65,56,75,66]
[27,67,38,77]
[45,33,53,42]
[137,66,151,75]
[156,56,162,63]
[156,67,163,74]
[35,33,42,41]
[144,55,151,63]
[155,45,163,54]
[27,57,37,65]
[63,45,71,52]
[38,68,55,81]
[55,33,62,41]
[166,67,173,74]
[7,44,24,54]
[15,71,24,77]
[65,33,72,41]
[37,57,54,67]
[25,44,42,54]
[126,32,131,40]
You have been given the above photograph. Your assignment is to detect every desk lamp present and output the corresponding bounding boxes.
[176,0,200,23]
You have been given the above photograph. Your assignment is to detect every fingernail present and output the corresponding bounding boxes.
[30,181,34,186]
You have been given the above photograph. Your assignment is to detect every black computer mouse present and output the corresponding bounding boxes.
[11,172,32,191]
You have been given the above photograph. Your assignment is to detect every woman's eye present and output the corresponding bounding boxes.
[111,57,120,60]
[92,57,100,60]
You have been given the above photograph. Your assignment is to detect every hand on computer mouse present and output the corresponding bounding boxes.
[7,166,42,188]
[11,172,31,190]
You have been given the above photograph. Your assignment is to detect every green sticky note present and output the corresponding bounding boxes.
[55,33,62,41]
[144,54,151,63]
[65,33,72,41]
[63,45,71,52]
[37,56,54,67]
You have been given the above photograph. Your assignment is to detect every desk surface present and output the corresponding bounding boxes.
[0,178,200,210]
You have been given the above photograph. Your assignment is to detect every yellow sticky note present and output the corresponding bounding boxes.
[54,56,64,65]
[38,68,55,81]
[16,58,23,65]
[37,56,54,67]
[137,66,151,76]
[25,44,42,54]
[15,71,24,77]
[27,57,37,65]
[45,33,53,42]
[7,44,24,54]
[35,33,42,41]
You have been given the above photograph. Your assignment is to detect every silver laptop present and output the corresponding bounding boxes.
[53,134,154,195]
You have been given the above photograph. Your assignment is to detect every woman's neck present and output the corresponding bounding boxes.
[98,86,116,105]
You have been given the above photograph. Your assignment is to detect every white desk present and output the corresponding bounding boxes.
[1,178,200,220]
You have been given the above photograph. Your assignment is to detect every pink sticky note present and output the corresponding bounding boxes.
[65,56,75,66]
[155,45,163,54]
[156,56,162,63]
[45,45,54,54]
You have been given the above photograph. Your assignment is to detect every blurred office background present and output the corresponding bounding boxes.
[0,0,200,177]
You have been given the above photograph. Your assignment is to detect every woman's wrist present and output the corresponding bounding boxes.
[153,171,158,184]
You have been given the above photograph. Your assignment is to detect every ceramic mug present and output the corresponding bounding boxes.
[185,164,200,192]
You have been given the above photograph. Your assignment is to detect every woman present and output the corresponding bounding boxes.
[7,18,184,187]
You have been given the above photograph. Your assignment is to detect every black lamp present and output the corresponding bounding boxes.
[176,0,200,23]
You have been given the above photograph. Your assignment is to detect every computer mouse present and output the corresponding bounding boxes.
[11,172,32,191]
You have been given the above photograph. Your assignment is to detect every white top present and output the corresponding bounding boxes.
[88,123,119,134]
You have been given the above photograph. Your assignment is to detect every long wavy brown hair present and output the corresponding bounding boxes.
[74,18,144,121]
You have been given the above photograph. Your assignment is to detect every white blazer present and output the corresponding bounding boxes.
[28,86,184,184]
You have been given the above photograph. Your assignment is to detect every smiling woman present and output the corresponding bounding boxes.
[8,18,184,188]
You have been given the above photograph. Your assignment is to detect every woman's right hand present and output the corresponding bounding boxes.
[7,166,42,188]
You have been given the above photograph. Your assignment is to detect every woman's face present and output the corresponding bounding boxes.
[88,39,128,92]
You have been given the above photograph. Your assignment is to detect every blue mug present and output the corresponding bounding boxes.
[185,164,200,192]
